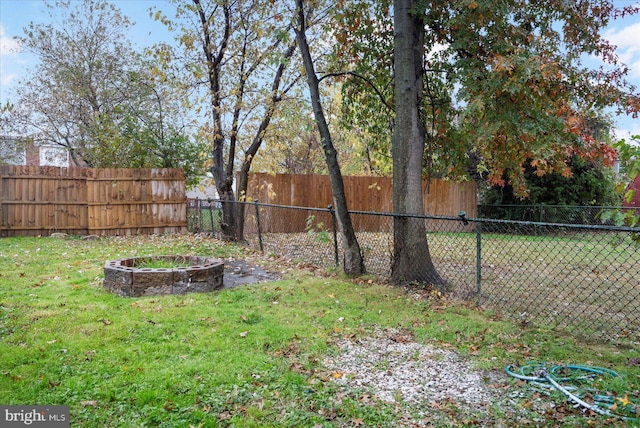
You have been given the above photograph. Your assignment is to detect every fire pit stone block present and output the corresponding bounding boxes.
[103,256,224,297]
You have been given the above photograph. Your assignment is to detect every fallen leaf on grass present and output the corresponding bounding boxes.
[218,411,232,421]
[289,362,305,374]
[81,401,97,407]
[616,394,631,406]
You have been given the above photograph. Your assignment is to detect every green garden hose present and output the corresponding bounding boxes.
[506,363,639,422]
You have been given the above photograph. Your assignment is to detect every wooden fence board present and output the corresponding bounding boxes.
[246,173,477,233]
[0,166,186,237]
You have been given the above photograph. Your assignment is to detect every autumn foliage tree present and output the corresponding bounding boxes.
[7,0,205,183]
[154,0,298,241]
[253,95,373,176]
[333,0,640,285]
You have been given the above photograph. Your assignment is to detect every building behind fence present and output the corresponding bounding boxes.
[188,200,640,345]
[0,166,187,236]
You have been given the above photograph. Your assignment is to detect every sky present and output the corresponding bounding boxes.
[1,0,640,141]
[0,0,173,98]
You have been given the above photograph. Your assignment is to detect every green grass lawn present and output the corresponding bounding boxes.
[255,229,640,343]
[1,234,638,427]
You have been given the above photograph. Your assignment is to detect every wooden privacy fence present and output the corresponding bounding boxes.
[0,166,187,237]
[244,173,477,233]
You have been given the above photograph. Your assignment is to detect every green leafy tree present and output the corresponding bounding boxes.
[482,156,620,207]
[481,113,620,210]
[615,137,640,185]
[608,137,640,226]
[338,1,640,187]
[79,66,208,187]
[7,0,205,183]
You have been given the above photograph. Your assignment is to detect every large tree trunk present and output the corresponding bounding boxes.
[295,0,365,275]
[391,0,445,286]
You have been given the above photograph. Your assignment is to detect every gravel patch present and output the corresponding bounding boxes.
[323,328,501,417]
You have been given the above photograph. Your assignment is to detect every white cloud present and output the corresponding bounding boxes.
[613,125,640,143]
[1,72,17,86]
[604,21,640,77]
[0,24,21,56]
[0,23,22,92]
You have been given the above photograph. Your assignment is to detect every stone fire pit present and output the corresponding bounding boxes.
[103,255,224,297]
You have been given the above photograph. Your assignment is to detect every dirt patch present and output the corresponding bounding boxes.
[222,258,280,289]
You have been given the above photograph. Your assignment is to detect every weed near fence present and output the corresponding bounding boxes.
[187,200,640,345]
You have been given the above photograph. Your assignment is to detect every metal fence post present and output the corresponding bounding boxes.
[254,200,264,253]
[328,205,339,266]
[476,221,482,305]
[537,203,544,234]
[195,198,202,233]
[207,198,215,233]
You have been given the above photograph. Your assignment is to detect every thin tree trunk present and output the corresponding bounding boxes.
[235,43,297,241]
[294,0,365,275]
[391,0,445,286]
[194,0,237,240]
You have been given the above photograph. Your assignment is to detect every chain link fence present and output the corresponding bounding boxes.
[187,199,640,344]
[187,198,222,233]
[478,204,640,226]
